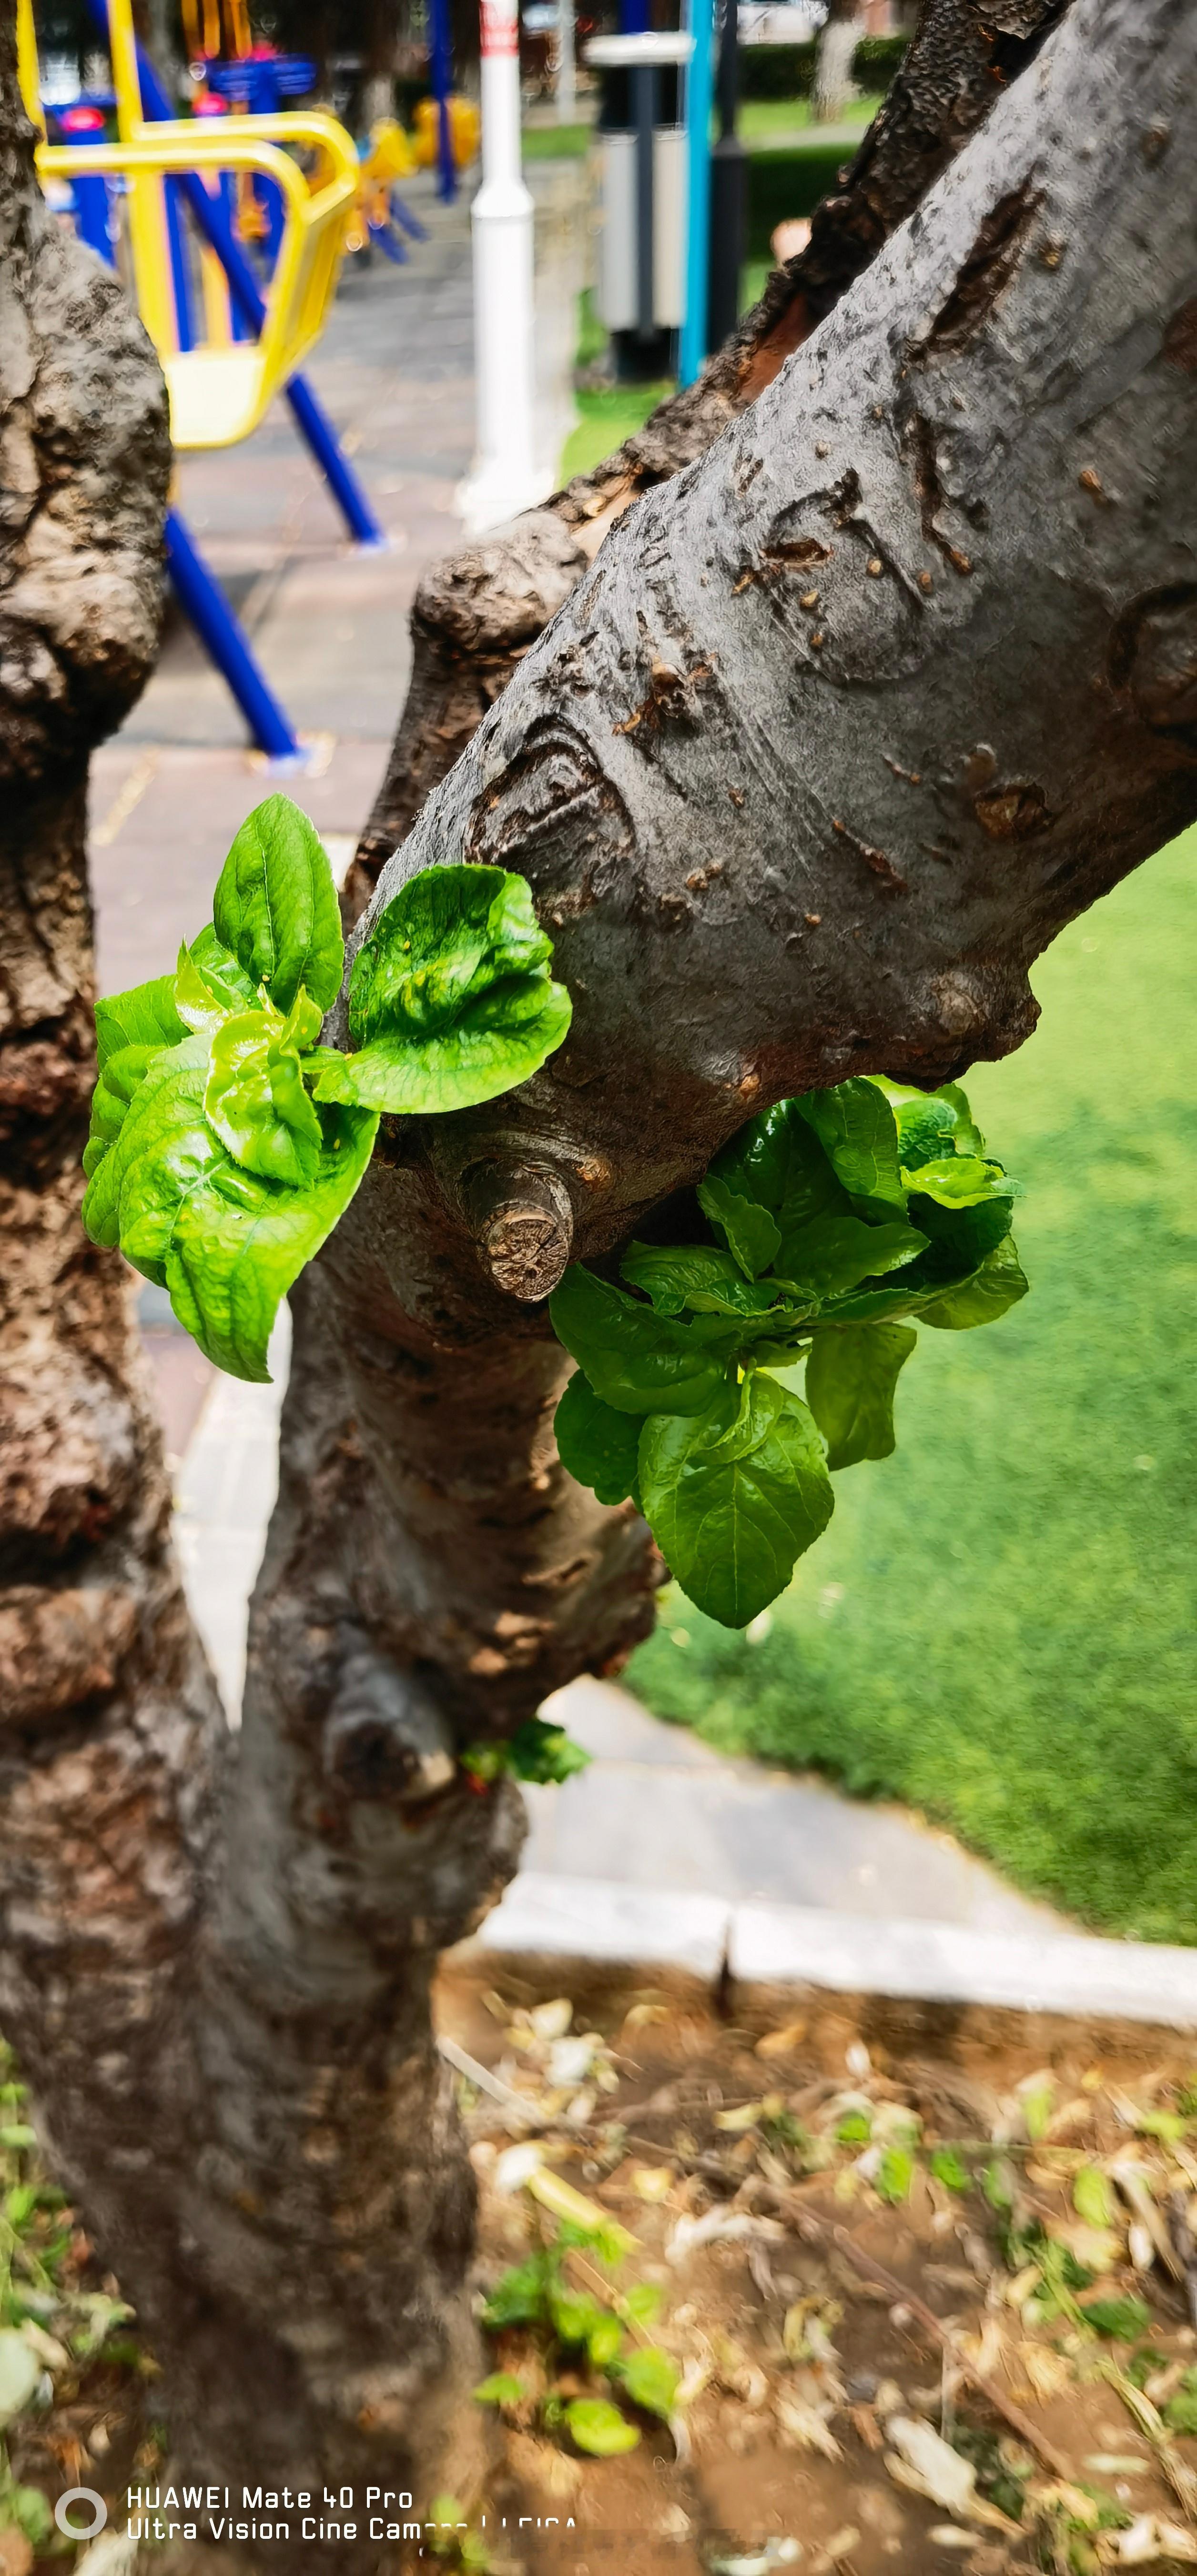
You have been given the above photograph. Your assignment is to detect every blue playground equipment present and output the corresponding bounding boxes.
[24,0,390,763]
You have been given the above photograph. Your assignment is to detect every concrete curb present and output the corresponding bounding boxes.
[476,1872,1196,2033]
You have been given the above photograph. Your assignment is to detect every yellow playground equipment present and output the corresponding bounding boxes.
[18,0,357,450]
[413,92,480,172]
[344,116,416,258]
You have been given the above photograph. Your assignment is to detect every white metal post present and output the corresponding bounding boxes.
[557,0,576,123]
[459,0,550,532]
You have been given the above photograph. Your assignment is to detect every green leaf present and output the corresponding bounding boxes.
[82,1041,165,1180]
[549,2286,604,2347]
[473,2372,527,2408]
[638,1374,834,1629]
[504,1718,590,1785]
[622,2281,663,2328]
[872,1077,985,1166]
[213,794,344,1012]
[697,1176,781,1278]
[1078,2294,1152,2343]
[710,1096,853,1257]
[81,1036,223,1282]
[781,1213,928,1299]
[919,1237,1029,1330]
[0,2328,40,2426]
[175,926,259,1031]
[94,971,186,1071]
[907,1155,1017,1210]
[12,2484,54,2548]
[549,1267,739,1418]
[837,2109,871,2144]
[203,1003,324,1187]
[482,2254,552,2330]
[1164,2375,1197,2436]
[930,2148,971,2194]
[620,1242,792,1320]
[554,1371,643,1506]
[564,2397,640,2456]
[805,1321,917,1470]
[617,2346,680,2419]
[795,1082,906,1214]
[875,2146,914,2204]
[315,862,570,1115]
[904,1184,1014,1277]
[1073,2168,1115,2231]
[982,2158,1014,2212]
[587,2311,624,2369]
[163,1097,377,1382]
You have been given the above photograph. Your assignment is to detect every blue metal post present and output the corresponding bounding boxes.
[55,112,114,262]
[679,0,714,387]
[84,0,388,546]
[427,0,456,203]
[164,508,302,762]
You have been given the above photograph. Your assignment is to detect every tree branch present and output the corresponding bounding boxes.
[349,0,1073,900]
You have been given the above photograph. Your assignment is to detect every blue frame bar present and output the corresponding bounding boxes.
[427,0,456,204]
[164,508,302,764]
[680,0,714,387]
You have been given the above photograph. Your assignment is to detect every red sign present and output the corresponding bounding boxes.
[481,0,519,53]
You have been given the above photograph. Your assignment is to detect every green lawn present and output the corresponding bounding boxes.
[629,829,1197,1945]
[522,120,594,160]
[738,92,882,144]
[558,382,672,481]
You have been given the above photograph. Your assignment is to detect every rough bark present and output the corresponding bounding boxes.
[0,0,232,2487]
[349,0,1071,904]
[190,0,1197,2519]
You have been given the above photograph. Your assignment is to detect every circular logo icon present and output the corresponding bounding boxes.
[55,2487,108,2540]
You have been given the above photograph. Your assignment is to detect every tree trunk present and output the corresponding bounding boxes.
[813,0,862,123]
[0,0,233,2481]
[2,0,1197,2540]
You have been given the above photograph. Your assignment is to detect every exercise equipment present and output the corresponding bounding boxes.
[345,117,428,265]
[26,0,358,451]
[19,0,388,758]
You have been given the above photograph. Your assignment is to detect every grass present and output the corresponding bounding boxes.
[739,92,882,144]
[521,119,595,159]
[629,827,1197,1945]
[558,382,672,481]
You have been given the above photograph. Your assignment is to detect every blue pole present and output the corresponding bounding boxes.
[680,0,714,387]
[164,508,302,762]
[427,0,456,203]
[84,0,388,547]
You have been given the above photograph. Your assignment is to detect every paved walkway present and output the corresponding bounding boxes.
[172,1339,1062,1935]
[89,167,1064,1942]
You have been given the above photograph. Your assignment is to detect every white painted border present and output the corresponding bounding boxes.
[477,1872,1197,2031]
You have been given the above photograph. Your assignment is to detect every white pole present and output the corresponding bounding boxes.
[459,0,550,532]
[557,0,576,124]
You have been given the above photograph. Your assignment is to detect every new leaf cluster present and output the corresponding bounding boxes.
[81,796,571,1381]
[550,1078,1028,1629]
[476,2213,678,2459]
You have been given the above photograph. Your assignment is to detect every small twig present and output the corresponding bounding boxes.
[437,2034,544,2121]
[1169,2189,1197,2333]
[777,2202,1077,2485]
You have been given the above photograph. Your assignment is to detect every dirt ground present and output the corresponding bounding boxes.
[4,1973,1197,2576]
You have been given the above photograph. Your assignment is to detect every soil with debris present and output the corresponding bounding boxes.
[4,1989,1197,2576]
[438,1964,1197,2576]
